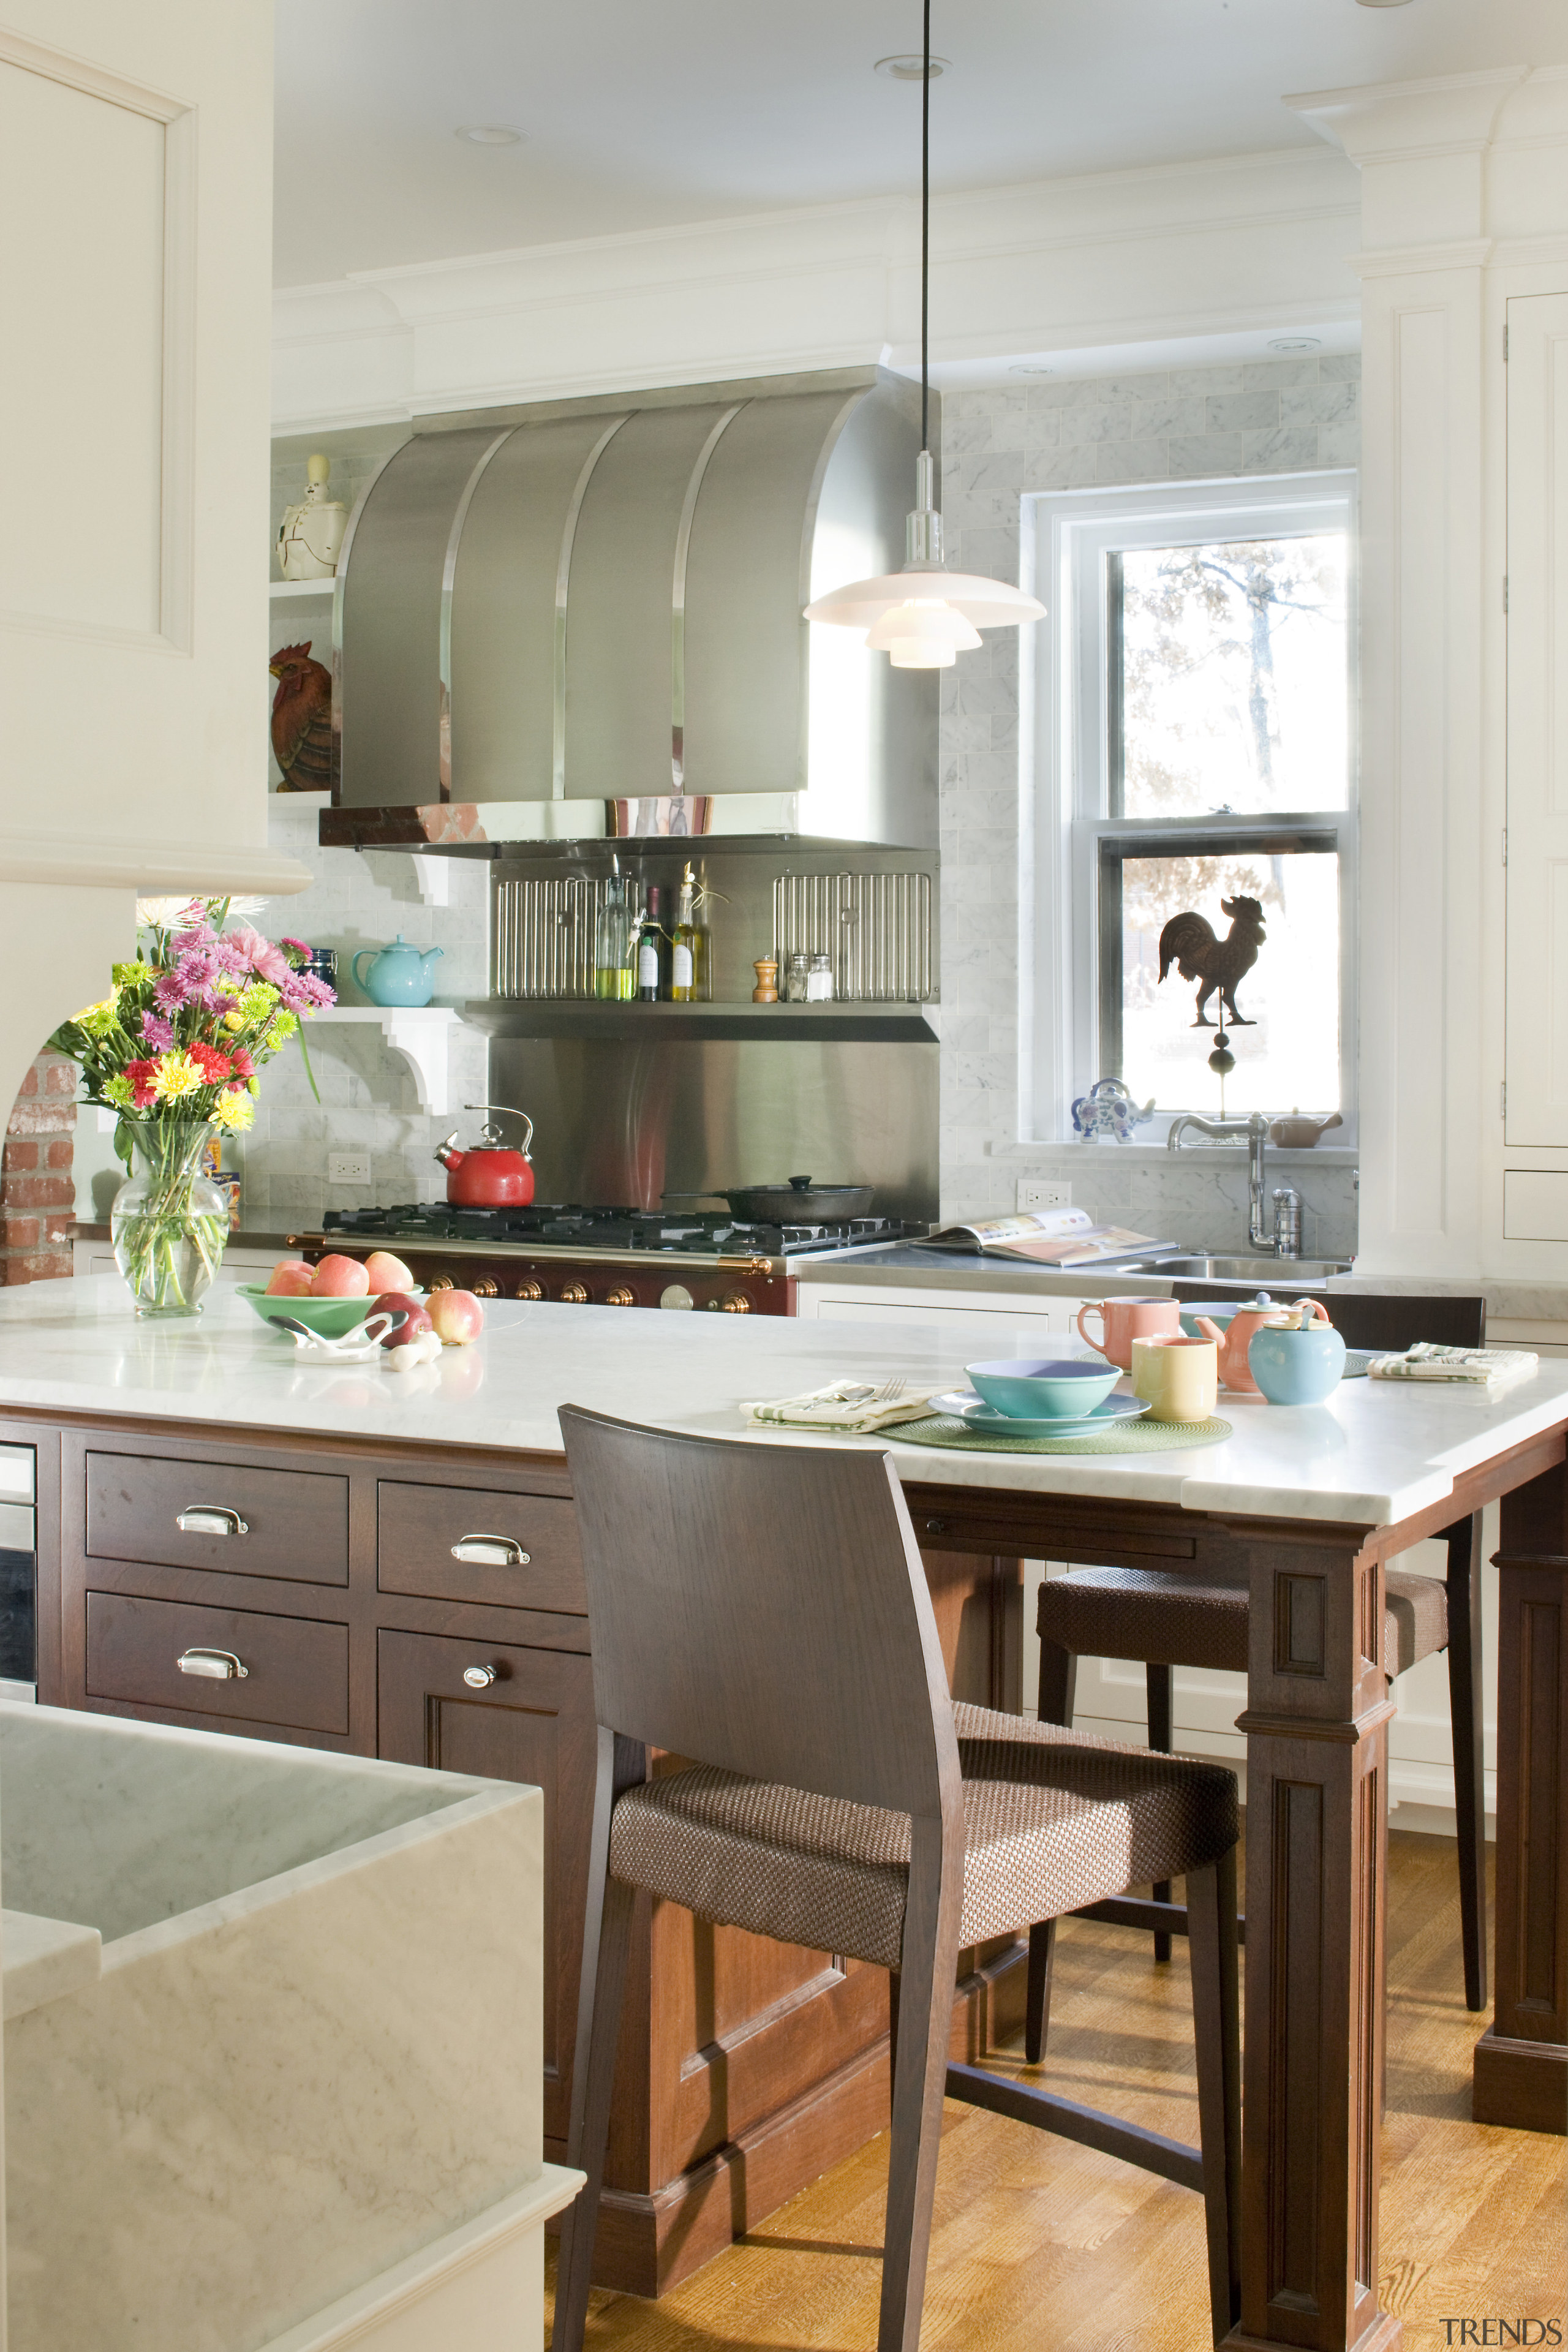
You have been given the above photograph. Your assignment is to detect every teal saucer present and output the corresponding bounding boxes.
[930,1390,1151,1439]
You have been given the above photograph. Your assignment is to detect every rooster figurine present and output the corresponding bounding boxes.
[1158,894,1266,1028]
[269,642,338,794]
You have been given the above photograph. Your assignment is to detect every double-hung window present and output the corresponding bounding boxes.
[1027,473,1356,1142]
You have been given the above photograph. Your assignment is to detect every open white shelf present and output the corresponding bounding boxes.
[312,1006,463,1115]
[270,577,336,598]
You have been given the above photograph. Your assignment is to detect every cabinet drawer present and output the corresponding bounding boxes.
[377,1481,587,1615]
[86,1592,349,1735]
[86,1451,349,1586]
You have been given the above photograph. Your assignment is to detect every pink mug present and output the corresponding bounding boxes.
[1074,1294,1182,1371]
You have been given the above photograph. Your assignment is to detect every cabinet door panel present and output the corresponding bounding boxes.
[377,1627,595,2144]
[86,1451,349,1586]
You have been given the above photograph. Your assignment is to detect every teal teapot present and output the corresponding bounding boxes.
[351,935,443,1008]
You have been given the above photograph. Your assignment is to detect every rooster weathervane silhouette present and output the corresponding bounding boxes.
[1158,895,1266,1029]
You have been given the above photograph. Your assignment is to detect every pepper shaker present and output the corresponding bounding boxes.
[752,957,778,1003]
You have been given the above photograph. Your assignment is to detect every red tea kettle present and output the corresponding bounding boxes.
[434,1104,535,1207]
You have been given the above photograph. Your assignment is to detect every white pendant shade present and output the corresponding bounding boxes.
[863,597,982,669]
[806,570,1044,632]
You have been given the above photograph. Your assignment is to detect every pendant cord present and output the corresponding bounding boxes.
[921,0,930,456]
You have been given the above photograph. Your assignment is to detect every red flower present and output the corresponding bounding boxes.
[125,1059,160,1109]
[189,1042,234,1084]
[229,1046,254,1079]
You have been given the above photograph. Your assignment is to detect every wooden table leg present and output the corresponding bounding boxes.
[1478,1464,1568,2134]
[1227,1526,1400,2352]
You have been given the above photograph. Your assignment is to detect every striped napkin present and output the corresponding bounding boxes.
[1366,1341,1539,1392]
[741,1380,946,1434]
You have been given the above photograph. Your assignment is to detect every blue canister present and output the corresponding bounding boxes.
[1248,1309,1346,1405]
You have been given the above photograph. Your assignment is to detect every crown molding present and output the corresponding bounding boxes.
[273,146,1360,434]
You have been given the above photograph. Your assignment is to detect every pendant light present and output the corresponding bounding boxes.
[803,0,1044,668]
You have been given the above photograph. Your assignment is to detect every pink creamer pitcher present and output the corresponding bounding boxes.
[1194,1296,1332,1395]
[1074,1295,1182,1371]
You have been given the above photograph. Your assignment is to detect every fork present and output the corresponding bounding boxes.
[870,1375,907,1403]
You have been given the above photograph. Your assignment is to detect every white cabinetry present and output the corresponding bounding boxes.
[793,1278,1085,1341]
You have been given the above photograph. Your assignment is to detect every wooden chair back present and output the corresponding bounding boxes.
[558,1407,960,1823]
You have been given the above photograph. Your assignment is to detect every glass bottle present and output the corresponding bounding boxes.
[688,864,712,1001]
[636,884,666,1001]
[783,952,811,1004]
[594,874,633,1000]
[670,869,697,1003]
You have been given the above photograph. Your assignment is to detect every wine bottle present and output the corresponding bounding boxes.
[636,884,665,1001]
[670,867,697,1002]
[594,872,633,1000]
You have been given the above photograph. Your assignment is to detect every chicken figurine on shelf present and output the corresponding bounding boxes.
[269,643,338,795]
[1158,893,1266,1028]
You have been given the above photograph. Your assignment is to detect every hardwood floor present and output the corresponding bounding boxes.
[549,1832,1566,2350]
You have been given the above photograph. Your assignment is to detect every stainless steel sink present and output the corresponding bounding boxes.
[1149,1255,1353,1282]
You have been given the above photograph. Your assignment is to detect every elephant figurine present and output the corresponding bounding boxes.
[1071,1078,1156,1143]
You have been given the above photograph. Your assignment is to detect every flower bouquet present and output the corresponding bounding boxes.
[50,897,336,1317]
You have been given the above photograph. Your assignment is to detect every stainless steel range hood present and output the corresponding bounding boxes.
[323,367,934,851]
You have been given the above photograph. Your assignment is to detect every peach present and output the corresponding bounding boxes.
[265,1260,316,1297]
[364,1249,415,1294]
[428,1289,484,1346]
[371,1291,433,1348]
[311,1253,371,1298]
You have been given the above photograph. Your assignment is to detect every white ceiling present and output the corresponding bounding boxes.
[273,0,1568,291]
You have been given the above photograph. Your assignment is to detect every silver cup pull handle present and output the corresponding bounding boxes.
[178,1648,248,1681]
[462,1664,497,1689]
[176,1507,250,1537]
[450,1535,529,1567]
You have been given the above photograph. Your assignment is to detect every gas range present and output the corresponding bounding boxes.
[287,1204,925,1316]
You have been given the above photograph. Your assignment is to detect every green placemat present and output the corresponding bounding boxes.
[892,1412,1234,1455]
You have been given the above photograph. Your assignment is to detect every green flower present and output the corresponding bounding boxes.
[267,1009,298,1045]
[110,960,154,990]
[237,981,279,1024]
[71,992,121,1038]
[213,971,243,998]
[102,1075,134,1107]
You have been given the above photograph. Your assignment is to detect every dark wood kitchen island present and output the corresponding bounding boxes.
[3,1279,1564,2351]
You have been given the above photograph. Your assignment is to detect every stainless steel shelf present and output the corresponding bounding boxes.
[463,999,937,1044]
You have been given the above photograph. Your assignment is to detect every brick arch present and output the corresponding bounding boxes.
[2,1052,77,1285]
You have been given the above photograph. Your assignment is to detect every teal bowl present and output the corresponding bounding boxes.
[1248,1321,1346,1404]
[237,1285,424,1341]
[965,1357,1122,1421]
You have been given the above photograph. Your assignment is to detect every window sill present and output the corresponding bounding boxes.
[1005,1141,1360,1166]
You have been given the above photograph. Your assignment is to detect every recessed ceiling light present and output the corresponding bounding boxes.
[456,124,524,146]
[1355,1,1414,9]
[1268,336,1322,353]
[874,55,950,80]
[1009,363,1054,376]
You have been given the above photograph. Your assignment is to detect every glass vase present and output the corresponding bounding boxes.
[110,1121,230,1319]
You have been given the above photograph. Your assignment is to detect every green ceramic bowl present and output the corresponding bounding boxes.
[237,1285,424,1341]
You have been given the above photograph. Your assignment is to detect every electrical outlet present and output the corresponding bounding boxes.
[328,1153,371,1186]
[1017,1180,1071,1212]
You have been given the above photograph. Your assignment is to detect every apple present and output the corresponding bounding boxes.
[364,1249,415,1294]
[371,1290,434,1349]
[428,1289,484,1346]
[265,1260,315,1297]
[311,1254,371,1298]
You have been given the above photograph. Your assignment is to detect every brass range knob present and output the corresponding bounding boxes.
[471,1278,499,1298]
[718,1291,753,1313]
[428,1274,455,1292]
[513,1278,543,1302]
[605,1285,636,1308]
[559,1281,590,1304]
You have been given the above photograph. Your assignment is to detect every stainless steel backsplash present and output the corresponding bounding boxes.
[486,1034,938,1222]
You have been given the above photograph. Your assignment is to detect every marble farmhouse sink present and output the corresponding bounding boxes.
[0,1702,577,2352]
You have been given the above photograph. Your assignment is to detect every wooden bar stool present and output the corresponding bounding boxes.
[552,1407,1244,2352]
[1025,1289,1489,2071]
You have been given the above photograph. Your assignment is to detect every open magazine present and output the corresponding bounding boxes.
[916,1206,1176,1268]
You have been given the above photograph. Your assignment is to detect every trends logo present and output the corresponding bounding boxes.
[1439,2326,1564,2346]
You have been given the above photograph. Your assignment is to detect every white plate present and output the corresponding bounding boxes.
[930,1390,1152,1438]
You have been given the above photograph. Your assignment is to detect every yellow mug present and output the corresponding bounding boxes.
[1131,1335,1219,1424]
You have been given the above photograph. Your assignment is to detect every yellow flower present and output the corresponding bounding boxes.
[211,1088,255,1134]
[224,1010,245,1031]
[72,992,121,1037]
[152,1052,203,1102]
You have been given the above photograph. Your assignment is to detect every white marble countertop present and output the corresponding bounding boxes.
[2,1278,1567,1531]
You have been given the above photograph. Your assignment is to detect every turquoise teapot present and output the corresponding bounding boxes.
[351,935,443,1008]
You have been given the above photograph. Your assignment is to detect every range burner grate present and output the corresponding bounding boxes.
[318,1202,918,1257]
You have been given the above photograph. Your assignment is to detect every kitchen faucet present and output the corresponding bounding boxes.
[1166,1109,1296,1256]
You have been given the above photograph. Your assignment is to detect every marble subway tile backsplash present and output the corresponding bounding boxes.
[937,355,1361,1256]
[234,798,488,1232]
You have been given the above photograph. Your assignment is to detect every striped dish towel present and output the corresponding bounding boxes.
[741,1381,946,1434]
[1366,1341,1538,1390]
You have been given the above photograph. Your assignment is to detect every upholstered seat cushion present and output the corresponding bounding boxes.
[606,1702,1238,1972]
[1036,1564,1447,1680]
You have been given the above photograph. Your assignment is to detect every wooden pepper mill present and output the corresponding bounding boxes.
[752,957,778,1003]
